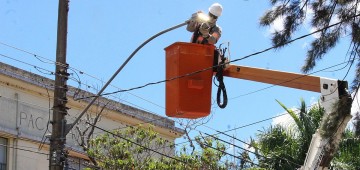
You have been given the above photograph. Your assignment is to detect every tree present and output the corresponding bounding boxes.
[248,99,359,169]
[259,2,360,164]
[260,0,360,90]
[332,129,360,169]
[84,125,230,169]
[249,99,323,169]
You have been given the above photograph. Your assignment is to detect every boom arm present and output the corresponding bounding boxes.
[222,64,352,170]
[222,65,320,92]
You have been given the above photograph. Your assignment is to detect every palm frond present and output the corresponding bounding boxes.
[276,99,304,132]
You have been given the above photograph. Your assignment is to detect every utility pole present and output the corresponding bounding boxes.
[49,0,69,169]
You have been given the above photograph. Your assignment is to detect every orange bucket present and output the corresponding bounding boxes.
[165,42,214,119]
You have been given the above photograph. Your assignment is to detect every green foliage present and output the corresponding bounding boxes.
[85,125,229,169]
[250,98,359,169]
[332,129,360,169]
[254,125,301,169]
[250,99,325,169]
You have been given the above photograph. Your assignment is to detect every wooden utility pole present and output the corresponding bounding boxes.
[49,0,69,169]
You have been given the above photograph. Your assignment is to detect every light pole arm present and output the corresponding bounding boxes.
[66,21,188,134]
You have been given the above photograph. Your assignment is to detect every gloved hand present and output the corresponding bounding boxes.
[188,11,203,23]
[199,23,210,37]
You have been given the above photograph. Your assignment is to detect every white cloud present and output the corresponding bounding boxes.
[272,109,297,130]
[227,144,234,153]
[243,141,255,153]
[271,98,320,130]
[269,17,285,34]
[310,27,321,39]
[309,97,318,105]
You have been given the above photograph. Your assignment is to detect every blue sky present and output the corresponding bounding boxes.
[1,0,357,155]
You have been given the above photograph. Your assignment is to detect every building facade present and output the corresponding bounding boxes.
[0,62,184,169]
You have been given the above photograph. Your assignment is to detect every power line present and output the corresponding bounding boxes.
[78,13,360,99]
[84,121,188,164]
[0,70,332,166]
[198,136,262,167]
[1,49,353,151]
[204,132,267,162]
[0,41,165,110]
[0,143,48,155]
[231,60,352,99]
[85,121,264,168]
[95,60,353,137]
[0,50,167,124]
[0,90,314,168]
[0,53,160,115]
[204,126,302,167]
[0,53,80,87]
[2,12,359,166]
[2,13,358,134]
[158,112,289,154]
[0,60,181,138]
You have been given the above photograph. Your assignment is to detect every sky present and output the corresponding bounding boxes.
[1,0,358,158]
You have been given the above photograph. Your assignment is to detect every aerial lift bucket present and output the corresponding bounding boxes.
[165,42,214,119]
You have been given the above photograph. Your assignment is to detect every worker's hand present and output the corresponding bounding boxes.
[199,23,210,37]
[188,11,203,23]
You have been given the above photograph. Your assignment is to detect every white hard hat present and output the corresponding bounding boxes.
[208,3,223,17]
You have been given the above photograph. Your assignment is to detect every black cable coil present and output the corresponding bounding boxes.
[214,47,228,108]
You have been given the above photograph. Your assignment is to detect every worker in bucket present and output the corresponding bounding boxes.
[186,3,222,44]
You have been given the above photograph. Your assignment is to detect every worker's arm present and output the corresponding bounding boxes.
[203,26,221,44]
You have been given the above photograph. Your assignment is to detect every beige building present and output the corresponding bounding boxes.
[0,62,184,169]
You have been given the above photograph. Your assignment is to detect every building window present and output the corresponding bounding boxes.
[0,137,7,170]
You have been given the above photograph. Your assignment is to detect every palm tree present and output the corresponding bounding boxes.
[276,99,324,161]
[252,125,301,169]
[331,129,360,169]
[246,99,360,170]
[248,99,324,170]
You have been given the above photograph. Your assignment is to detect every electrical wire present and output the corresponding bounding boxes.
[204,132,267,163]
[231,60,353,99]
[0,41,165,110]
[3,13,359,131]
[84,121,188,164]
[2,13,352,151]
[0,59,181,139]
[159,103,326,168]
[2,12,360,167]
[0,46,354,153]
[94,59,351,137]
[204,126,302,167]
[78,13,360,99]
[0,53,160,116]
[0,143,48,155]
[0,89,315,168]
[38,86,52,151]
[200,140,262,167]
[91,58,354,145]
[68,22,188,135]
[158,112,289,155]
[85,121,264,168]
